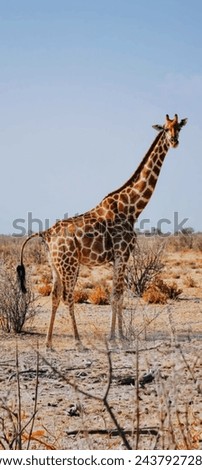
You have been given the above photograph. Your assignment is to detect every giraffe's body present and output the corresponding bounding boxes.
[17,115,187,347]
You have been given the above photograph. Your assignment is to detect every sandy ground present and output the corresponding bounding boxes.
[0,249,202,450]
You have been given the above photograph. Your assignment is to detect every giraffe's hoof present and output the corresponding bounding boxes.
[107,336,121,352]
[45,343,54,352]
[119,334,129,343]
[109,335,116,342]
[76,341,89,352]
[120,333,128,340]
[108,335,118,347]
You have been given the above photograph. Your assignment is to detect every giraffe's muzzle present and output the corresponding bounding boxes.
[170,137,179,147]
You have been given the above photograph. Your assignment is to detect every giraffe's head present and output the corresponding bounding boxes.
[152,114,188,148]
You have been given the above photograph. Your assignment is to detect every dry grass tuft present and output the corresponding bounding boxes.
[38,274,52,296]
[165,232,202,252]
[74,288,89,303]
[143,278,182,304]
[38,284,52,296]
[184,276,197,288]
[88,282,110,305]
[143,285,167,304]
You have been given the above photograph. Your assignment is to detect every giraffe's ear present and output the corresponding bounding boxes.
[179,118,188,128]
[152,124,164,132]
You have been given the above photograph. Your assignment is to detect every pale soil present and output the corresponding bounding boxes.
[0,249,202,450]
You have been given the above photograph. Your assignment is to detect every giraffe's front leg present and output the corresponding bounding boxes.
[110,259,126,340]
[110,295,125,339]
[110,298,117,340]
[66,299,89,351]
[68,300,80,342]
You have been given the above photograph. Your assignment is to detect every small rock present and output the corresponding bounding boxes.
[68,404,80,417]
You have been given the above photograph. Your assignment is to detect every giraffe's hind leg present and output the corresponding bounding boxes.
[63,290,80,342]
[46,267,62,349]
[61,263,81,344]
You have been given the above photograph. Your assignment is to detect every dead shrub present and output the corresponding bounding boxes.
[0,236,24,269]
[88,282,110,305]
[0,348,56,450]
[143,278,182,304]
[0,264,38,333]
[166,230,200,252]
[126,237,165,296]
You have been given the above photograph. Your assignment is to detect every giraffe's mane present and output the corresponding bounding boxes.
[104,130,164,199]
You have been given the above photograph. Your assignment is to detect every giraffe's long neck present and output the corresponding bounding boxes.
[99,130,170,222]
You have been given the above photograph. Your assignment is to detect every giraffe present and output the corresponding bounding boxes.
[17,114,187,348]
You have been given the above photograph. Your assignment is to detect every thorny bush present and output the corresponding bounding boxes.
[126,237,165,296]
[0,263,37,333]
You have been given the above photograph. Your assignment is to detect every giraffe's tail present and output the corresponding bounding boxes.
[17,264,27,294]
[17,233,40,293]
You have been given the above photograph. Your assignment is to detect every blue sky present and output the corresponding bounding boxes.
[1,0,202,235]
